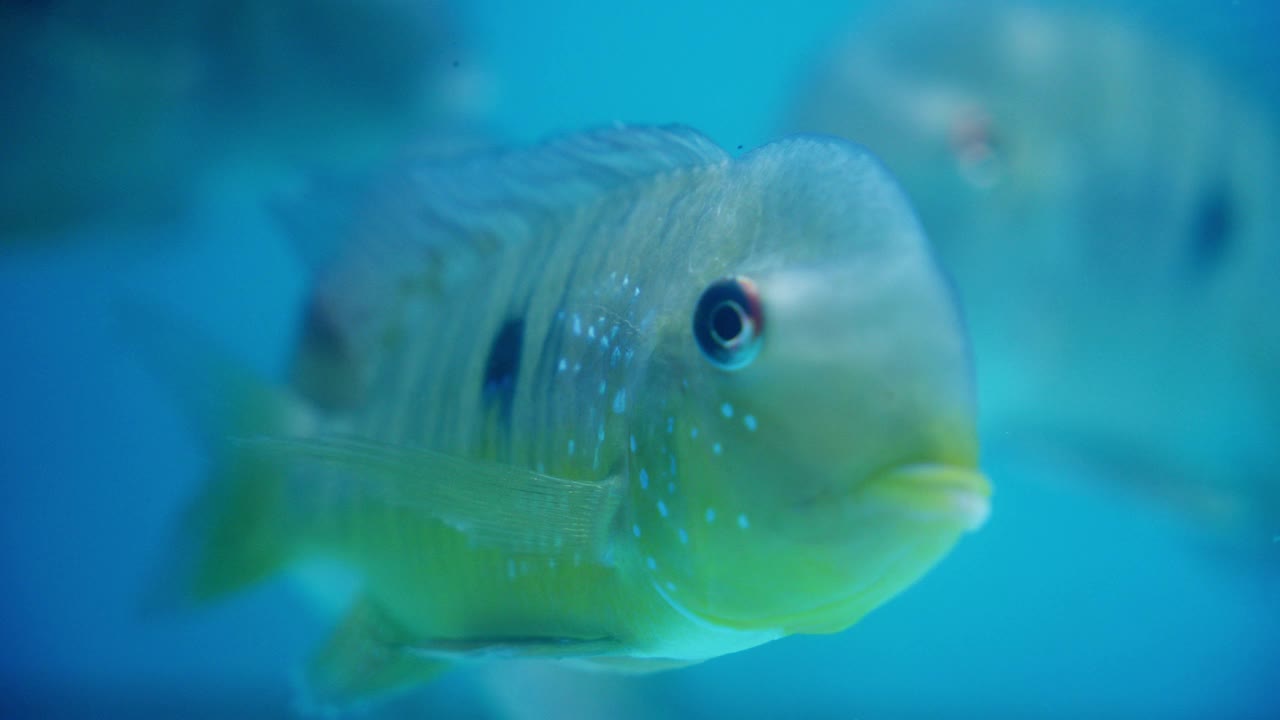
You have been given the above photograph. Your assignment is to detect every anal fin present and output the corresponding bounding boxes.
[300,597,451,713]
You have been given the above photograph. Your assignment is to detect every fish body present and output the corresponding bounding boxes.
[789,0,1280,544]
[145,126,988,708]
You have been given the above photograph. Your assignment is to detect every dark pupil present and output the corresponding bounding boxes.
[711,302,744,345]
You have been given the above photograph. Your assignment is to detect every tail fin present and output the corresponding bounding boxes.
[122,304,315,607]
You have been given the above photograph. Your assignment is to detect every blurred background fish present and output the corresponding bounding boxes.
[788,0,1280,557]
[0,0,484,245]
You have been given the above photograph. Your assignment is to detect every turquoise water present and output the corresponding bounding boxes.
[2,1,1277,717]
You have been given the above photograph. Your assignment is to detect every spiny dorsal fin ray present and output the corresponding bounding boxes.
[239,435,626,559]
[402,124,729,228]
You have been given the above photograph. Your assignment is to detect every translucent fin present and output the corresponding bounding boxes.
[240,435,626,560]
[299,597,624,712]
[121,304,313,606]
[300,597,451,713]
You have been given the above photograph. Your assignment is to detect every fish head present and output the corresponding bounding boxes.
[787,2,1098,284]
[634,136,988,636]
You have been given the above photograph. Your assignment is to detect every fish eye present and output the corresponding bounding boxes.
[693,277,764,370]
[949,106,1003,189]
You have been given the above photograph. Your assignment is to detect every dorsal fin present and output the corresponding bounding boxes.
[396,124,728,221]
[291,125,729,409]
[322,124,726,282]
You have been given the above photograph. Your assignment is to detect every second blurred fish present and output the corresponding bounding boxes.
[788,0,1280,553]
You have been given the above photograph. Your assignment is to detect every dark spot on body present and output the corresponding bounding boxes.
[483,317,524,421]
[1190,184,1234,272]
[293,296,364,410]
[452,60,460,68]
[736,145,744,151]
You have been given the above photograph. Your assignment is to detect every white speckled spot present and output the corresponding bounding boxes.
[633,523,642,537]
[572,314,582,335]
[599,380,607,395]
[677,528,688,544]
[630,435,637,453]
[612,389,627,414]
[721,403,734,418]
[639,468,649,490]
[657,500,669,517]
[573,362,582,374]
[623,274,630,286]
[597,425,605,442]
[744,415,757,431]
[557,358,567,372]
[705,507,716,523]
[589,325,598,339]
[646,556,657,570]
[600,335,610,349]
[634,286,641,297]
[737,513,750,529]
[712,443,722,455]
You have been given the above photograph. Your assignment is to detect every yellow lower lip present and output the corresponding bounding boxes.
[860,463,993,531]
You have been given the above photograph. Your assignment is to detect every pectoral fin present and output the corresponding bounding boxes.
[239,435,625,560]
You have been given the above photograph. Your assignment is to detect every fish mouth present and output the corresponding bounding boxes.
[856,463,992,531]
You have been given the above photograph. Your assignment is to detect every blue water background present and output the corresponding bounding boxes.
[2,1,1278,717]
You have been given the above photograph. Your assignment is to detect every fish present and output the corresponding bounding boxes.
[787,0,1280,552]
[0,0,475,244]
[135,125,989,710]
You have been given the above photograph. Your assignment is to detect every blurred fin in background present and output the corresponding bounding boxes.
[786,0,1280,560]
[0,0,488,247]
